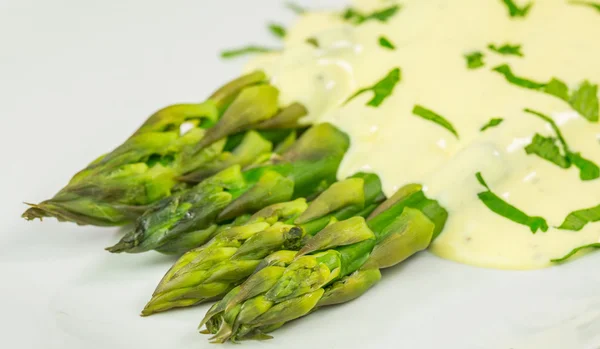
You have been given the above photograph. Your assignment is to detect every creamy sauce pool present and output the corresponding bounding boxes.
[246,0,600,270]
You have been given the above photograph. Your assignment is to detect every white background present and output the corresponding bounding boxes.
[1,1,599,348]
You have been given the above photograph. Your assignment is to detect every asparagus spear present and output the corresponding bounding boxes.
[22,72,307,226]
[200,185,448,342]
[106,123,350,254]
[141,173,385,315]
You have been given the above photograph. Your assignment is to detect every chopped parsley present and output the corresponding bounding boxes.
[412,105,459,138]
[464,51,485,69]
[523,108,600,180]
[501,0,533,18]
[569,152,600,181]
[342,4,401,25]
[345,68,401,107]
[492,64,545,89]
[305,37,319,48]
[551,243,600,263]
[221,46,277,59]
[569,81,599,123]
[286,2,307,14]
[476,172,549,233]
[487,43,523,57]
[480,118,504,131]
[557,203,600,231]
[378,36,396,50]
[492,64,599,122]
[543,78,570,100]
[268,23,286,39]
[525,134,570,168]
[569,1,600,13]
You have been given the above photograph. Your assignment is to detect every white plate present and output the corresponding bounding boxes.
[1,1,599,348]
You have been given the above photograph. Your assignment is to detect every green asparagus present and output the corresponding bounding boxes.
[200,185,448,342]
[141,173,385,315]
[106,123,350,254]
[22,72,307,226]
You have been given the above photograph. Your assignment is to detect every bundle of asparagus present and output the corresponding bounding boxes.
[106,122,350,254]
[141,173,385,315]
[199,185,448,342]
[22,71,307,226]
[20,66,452,345]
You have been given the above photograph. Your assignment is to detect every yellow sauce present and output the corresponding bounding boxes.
[246,0,600,270]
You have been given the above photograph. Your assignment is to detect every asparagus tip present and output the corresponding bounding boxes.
[21,203,47,221]
[105,240,132,253]
[140,298,160,316]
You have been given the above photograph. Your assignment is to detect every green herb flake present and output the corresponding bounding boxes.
[286,1,307,14]
[220,46,276,59]
[551,243,600,263]
[543,78,570,101]
[557,203,600,231]
[492,64,546,89]
[476,172,549,233]
[492,64,600,122]
[305,37,319,48]
[568,152,600,181]
[342,4,401,25]
[480,118,504,131]
[487,43,524,57]
[345,68,401,107]
[412,105,459,138]
[268,23,287,39]
[378,36,396,50]
[525,134,570,168]
[501,0,533,17]
[569,81,599,122]
[523,108,600,181]
[465,51,485,70]
[569,1,600,13]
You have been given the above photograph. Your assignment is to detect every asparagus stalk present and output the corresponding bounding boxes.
[141,173,385,315]
[22,72,307,226]
[106,123,350,254]
[200,185,448,342]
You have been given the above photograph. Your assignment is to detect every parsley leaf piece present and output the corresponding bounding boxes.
[551,243,600,263]
[476,172,549,233]
[220,46,276,59]
[412,105,459,138]
[268,23,287,39]
[492,64,546,89]
[378,36,396,50]
[523,109,568,147]
[525,134,571,168]
[368,5,401,22]
[305,37,319,48]
[501,0,534,17]
[286,2,307,14]
[464,51,485,70]
[569,1,600,13]
[342,4,401,25]
[523,108,600,180]
[480,118,504,131]
[568,152,600,180]
[492,65,600,122]
[542,78,570,100]
[487,43,524,57]
[569,81,599,122]
[557,203,600,231]
[342,8,363,23]
[345,68,401,107]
